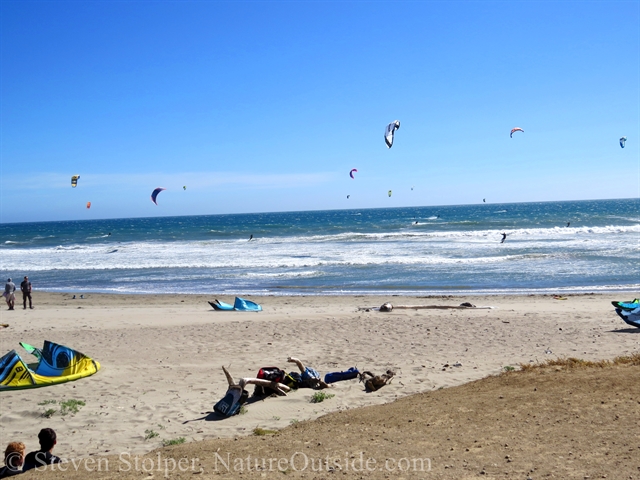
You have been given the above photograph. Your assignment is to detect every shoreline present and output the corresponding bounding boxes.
[1,292,637,463]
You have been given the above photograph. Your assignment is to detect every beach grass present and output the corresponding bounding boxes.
[310,391,335,403]
[517,353,640,372]
[162,437,185,447]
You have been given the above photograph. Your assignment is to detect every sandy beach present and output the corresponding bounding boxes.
[1,292,638,478]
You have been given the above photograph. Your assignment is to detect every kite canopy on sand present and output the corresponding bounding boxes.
[612,299,640,328]
[71,175,80,188]
[151,187,166,205]
[510,127,524,138]
[384,120,401,148]
[0,341,100,391]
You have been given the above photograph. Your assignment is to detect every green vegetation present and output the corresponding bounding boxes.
[162,437,186,447]
[310,391,335,403]
[42,408,57,418]
[38,400,57,406]
[289,419,299,425]
[144,429,159,440]
[253,427,278,436]
[503,365,516,372]
[59,399,86,416]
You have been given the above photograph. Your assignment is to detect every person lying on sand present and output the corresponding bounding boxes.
[287,357,331,389]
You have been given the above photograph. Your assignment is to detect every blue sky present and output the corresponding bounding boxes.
[1,0,638,223]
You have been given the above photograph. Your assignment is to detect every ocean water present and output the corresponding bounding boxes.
[1,199,638,296]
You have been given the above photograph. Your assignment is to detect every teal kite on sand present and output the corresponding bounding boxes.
[612,299,640,328]
[209,297,262,312]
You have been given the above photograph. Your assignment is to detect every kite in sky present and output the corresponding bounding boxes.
[349,169,358,179]
[86,202,91,209]
[620,137,627,148]
[510,127,524,138]
[71,175,80,188]
[151,188,166,205]
[385,120,401,148]
[388,190,392,197]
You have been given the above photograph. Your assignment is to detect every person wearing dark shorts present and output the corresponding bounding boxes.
[20,276,32,310]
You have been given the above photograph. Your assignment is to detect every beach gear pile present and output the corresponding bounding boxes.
[612,299,640,328]
[0,341,100,391]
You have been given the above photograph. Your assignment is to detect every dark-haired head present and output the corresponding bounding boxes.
[38,428,56,451]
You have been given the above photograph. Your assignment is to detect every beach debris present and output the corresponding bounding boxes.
[366,303,494,312]
[0,324,9,329]
[545,349,552,354]
[379,302,393,312]
[453,362,463,367]
[150,187,166,205]
[71,175,80,188]
[553,295,568,300]
[510,127,524,138]
[384,120,400,148]
[620,136,626,148]
[349,168,358,179]
[359,370,395,392]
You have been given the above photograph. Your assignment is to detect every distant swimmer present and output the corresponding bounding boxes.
[414,221,419,225]
[108,232,111,236]
[500,233,508,243]
[249,235,253,241]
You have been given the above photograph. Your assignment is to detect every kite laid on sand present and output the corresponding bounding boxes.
[612,299,640,328]
[0,341,100,391]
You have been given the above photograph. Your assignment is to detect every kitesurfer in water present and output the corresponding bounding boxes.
[566,222,570,227]
[249,235,253,241]
[500,233,507,244]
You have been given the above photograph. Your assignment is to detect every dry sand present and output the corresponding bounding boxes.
[1,292,638,478]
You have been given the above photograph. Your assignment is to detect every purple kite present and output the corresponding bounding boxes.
[349,168,358,179]
[151,187,166,205]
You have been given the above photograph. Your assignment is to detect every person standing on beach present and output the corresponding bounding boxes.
[3,279,16,311]
[20,276,33,310]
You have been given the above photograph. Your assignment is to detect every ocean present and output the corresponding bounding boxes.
[1,198,638,296]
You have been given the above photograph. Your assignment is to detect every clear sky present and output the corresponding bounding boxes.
[1,0,638,223]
